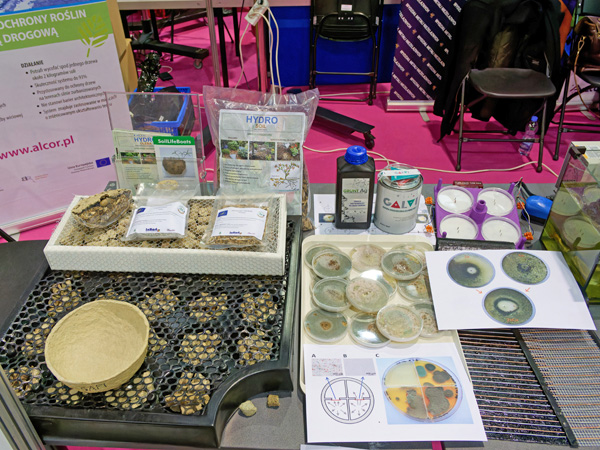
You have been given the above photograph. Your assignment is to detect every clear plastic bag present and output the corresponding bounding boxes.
[203,87,318,230]
[123,181,199,241]
[71,189,132,229]
[201,194,278,250]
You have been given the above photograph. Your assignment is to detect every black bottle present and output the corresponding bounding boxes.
[335,146,375,229]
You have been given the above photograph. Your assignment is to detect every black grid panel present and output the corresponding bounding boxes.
[0,220,300,447]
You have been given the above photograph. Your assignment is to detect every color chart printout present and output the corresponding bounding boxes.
[303,343,486,443]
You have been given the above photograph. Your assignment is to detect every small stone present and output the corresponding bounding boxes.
[267,394,280,408]
[239,400,257,417]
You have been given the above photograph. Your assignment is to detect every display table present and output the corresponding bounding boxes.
[1,184,599,450]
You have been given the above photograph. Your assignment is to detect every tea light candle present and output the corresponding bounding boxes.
[481,218,521,244]
[437,186,474,214]
[477,188,515,216]
[439,214,478,239]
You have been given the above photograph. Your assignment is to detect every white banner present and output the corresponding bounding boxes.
[0,0,125,232]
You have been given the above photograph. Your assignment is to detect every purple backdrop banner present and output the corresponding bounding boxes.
[389,0,466,103]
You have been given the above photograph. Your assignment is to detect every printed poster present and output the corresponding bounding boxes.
[303,343,486,443]
[0,0,125,231]
[218,109,305,215]
[388,0,466,105]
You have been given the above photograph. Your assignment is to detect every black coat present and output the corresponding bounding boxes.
[433,0,563,139]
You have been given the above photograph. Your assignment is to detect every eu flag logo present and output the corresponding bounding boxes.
[95,157,111,168]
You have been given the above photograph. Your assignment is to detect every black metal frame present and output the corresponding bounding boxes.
[308,0,384,105]
[456,71,554,173]
[123,10,209,70]
[553,0,600,159]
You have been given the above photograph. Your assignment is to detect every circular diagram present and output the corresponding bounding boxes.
[501,252,549,285]
[483,288,535,325]
[321,377,375,423]
[447,253,495,288]
[383,359,462,422]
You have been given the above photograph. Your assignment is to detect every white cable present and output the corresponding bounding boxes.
[234,20,252,89]
[319,90,391,97]
[258,11,280,91]
[303,145,559,177]
[268,8,282,91]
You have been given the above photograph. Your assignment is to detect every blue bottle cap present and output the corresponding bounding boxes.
[344,146,368,165]
[532,116,538,122]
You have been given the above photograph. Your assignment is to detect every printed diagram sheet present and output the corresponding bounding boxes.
[218,110,305,215]
[426,250,596,330]
[303,343,486,443]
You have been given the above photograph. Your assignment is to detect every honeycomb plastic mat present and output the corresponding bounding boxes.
[519,329,600,447]
[458,329,569,445]
[0,219,300,448]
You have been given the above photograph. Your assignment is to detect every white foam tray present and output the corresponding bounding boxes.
[44,194,287,276]
[299,234,468,392]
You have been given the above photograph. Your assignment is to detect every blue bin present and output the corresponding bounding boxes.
[270,5,401,87]
[129,87,193,136]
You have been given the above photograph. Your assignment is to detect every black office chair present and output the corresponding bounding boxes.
[554,0,600,160]
[309,0,383,105]
[456,67,556,172]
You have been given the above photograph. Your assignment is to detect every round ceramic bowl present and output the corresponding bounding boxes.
[45,300,150,393]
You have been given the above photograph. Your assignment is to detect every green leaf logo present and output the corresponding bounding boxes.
[79,16,109,57]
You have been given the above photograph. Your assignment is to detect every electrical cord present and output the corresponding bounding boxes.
[233,19,252,89]
[302,145,560,177]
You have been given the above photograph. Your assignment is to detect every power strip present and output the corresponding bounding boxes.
[245,0,269,26]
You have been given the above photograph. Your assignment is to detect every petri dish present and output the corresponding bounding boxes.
[552,188,582,217]
[350,244,386,272]
[361,269,397,296]
[398,272,432,303]
[304,244,340,268]
[391,244,427,264]
[312,250,353,279]
[349,313,391,348]
[345,277,390,313]
[583,186,600,204]
[447,252,495,288]
[477,188,516,217]
[376,305,423,342]
[562,216,600,250]
[304,308,348,343]
[483,288,535,326]
[312,278,349,312]
[413,303,440,338]
[383,358,462,422]
[381,249,424,282]
[501,252,549,285]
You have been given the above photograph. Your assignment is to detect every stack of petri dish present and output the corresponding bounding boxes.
[303,243,442,346]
